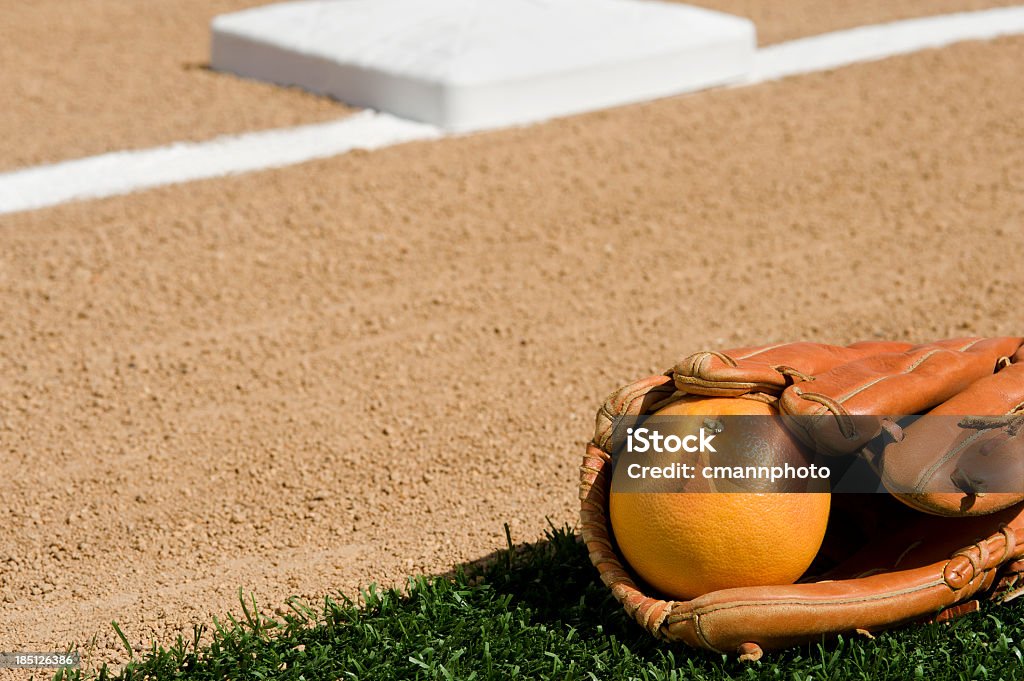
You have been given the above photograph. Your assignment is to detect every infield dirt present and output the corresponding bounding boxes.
[2,0,1022,170]
[2,3,1024,671]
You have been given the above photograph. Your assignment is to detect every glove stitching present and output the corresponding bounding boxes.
[773,365,814,383]
[706,351,738,368]
[915,428,987,494]
[689,613,722,653]
[953,338,986,352]
[834,349,943,404]
[999,526,1017,562]
[675,377,770,393]
[736,343,789,361]
[677,579,949,616]
[793,392,859,441]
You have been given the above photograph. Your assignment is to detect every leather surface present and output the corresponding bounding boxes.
[777,337,1023,455]
[583,337,1024,657]
[881,359,1024,515]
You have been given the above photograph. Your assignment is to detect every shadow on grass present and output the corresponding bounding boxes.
[450,523,666,651]
[61,524,1024,681]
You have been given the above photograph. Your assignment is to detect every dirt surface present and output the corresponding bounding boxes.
[0,0,347,172]
[2,12,1024,676]
[2,0,1022,172]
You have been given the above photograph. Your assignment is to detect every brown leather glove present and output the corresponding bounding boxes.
[580,337,1024,660]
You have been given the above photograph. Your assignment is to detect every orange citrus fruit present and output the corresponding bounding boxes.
[609,396,830,599]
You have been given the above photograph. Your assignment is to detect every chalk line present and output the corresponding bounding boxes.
[0,112,441,215]
[751,5,1024,82]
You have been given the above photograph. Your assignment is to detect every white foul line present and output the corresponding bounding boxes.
[0,113,441,215]
[750,6,1024,82]
[2,5,1024,216]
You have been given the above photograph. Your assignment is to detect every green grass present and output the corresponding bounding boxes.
[59,525,1024,681]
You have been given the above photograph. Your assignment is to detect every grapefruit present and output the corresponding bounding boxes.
[609,396,830,600]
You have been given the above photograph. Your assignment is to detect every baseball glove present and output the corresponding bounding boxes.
[580,337,1024,660]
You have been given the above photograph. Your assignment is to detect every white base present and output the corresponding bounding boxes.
[211,0,756,132]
